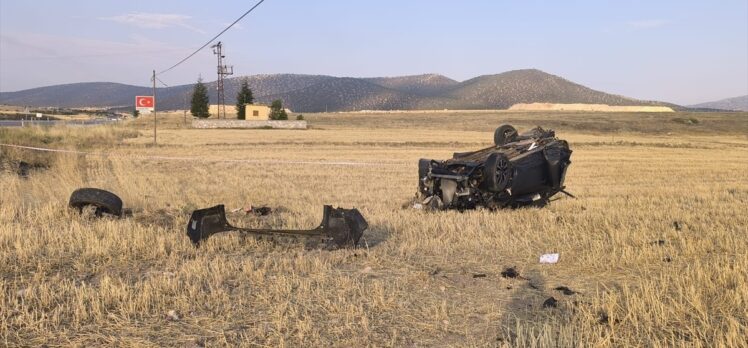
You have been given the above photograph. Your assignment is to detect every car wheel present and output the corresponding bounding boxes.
[484,153,513,192]
[69,188,123,217]
[494,124,518,146]
[418,158,431,194]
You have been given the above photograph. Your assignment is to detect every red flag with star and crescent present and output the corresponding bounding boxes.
[135,96,154,109]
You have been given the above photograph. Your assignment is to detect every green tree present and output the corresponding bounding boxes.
[235,78,254,120]
[269,99,288,120]
[190,77,210,118]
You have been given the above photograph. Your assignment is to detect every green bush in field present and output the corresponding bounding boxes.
[269,99,288,120]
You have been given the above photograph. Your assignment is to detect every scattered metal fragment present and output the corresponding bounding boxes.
[650,240,666,246]
[186,204,368,248]
[472,273,487,278]
[673,221,683,231]
[417,124,573,210]
[69,188,124,217]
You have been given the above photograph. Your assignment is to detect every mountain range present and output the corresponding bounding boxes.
[688,95,748,111]
[0,69,682,112]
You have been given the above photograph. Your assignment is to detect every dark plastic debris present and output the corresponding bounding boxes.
[554,286,577,295]
[249,206,272,216]
[542,297,558,308]
[500,267,520,278]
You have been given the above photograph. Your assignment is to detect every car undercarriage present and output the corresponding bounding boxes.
[417,124,573,210]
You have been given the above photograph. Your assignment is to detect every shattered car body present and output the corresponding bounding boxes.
[418,125,572,210]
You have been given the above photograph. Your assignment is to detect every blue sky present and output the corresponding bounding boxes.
[0,0,746,105]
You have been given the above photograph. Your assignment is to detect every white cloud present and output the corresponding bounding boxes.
[100,13,205,34]
[627,19,669,29]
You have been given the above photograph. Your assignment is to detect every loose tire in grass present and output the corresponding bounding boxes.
[69,188,123,217]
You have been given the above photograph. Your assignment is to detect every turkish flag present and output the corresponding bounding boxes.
[135,96,154,108]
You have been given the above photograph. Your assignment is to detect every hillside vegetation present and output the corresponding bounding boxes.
[1,70,678,112]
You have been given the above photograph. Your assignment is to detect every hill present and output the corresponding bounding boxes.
[362,74,458,96]
[0,69,679,112]
[689,95,748,111]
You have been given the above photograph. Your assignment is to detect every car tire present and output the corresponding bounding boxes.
[69,188,123,217]
[494,124,518,146]
[418,158,431,194]
[484,153,513,192]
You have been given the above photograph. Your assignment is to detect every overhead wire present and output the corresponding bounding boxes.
[156,0,266,76]
[154,76,169,87]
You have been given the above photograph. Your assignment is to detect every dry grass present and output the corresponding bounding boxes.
[1,111,747,347]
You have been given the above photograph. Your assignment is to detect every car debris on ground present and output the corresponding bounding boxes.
[542,297,559,308]
[67,188,369,249]
[186,204,368,248]
[500,267,523,279]
[417,124,573,210]
[554,286,578,295]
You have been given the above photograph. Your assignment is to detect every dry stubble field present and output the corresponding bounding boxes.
[1,111,747,347]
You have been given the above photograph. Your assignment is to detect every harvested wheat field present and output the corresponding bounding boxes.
[1,111,747,347]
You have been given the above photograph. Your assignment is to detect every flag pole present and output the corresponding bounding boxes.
[152,69,157,146]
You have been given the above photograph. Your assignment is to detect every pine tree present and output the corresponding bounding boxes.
[235,78,254,120]
[190,77,210,118]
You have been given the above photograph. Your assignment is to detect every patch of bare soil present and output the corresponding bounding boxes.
[509,103,674,112]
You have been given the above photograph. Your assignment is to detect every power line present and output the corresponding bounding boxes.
[154,76,169,87]
[157,0,266,76]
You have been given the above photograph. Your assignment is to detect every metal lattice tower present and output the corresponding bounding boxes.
[211,42,233,119]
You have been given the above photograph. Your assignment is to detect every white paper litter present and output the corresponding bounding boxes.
[539,253,560,264]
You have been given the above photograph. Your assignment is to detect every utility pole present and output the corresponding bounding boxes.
[183,91,188,125]
[152,69,157,146]
[211,41,233,119]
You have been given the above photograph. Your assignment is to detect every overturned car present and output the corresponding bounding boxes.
[418,125,572,210]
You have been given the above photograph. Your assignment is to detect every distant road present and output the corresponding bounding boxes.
[0,119,117,127]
